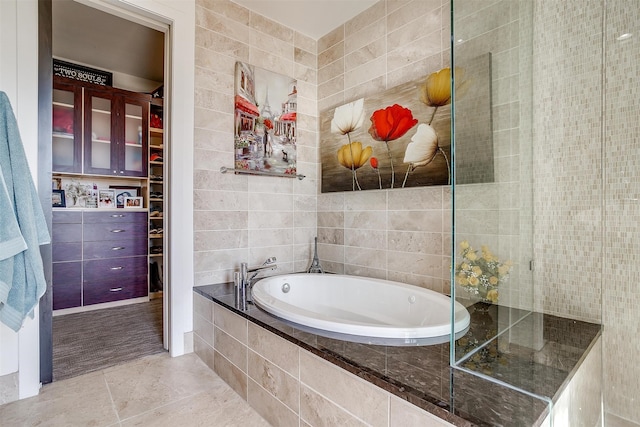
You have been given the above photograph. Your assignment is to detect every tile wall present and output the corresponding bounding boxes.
[532,0,603,323]
[315,0,452,292]
[193,0,637,424]
[451,0,534,310]
[533,0,639,424]
[602,0,640,423]
[194,0,530,301]
[315,0,534,311]
[193,0,319,285]
[193,293,454,426]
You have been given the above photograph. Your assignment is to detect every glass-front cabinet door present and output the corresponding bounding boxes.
[83,88,114,175]
[83,90,148,177]
[120,97,148,177]
[52,81,82,173]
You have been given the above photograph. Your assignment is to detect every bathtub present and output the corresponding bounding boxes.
[251,274,470,346]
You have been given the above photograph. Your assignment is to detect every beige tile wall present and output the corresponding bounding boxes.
[532,0,603,322]
[194,0,530,301]
[316,0,453,293]
[193,0,633,423]
[193,293,455,426]
[194,0,319,285]
[532,0,640,423]
[315,0,534,311]
[602,0,640,423]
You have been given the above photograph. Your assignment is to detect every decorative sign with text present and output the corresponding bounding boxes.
[53,59,113,86]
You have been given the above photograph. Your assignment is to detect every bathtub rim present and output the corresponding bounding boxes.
[251,273,471,342]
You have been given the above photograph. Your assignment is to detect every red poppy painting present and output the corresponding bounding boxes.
[320,74,452,193]
[320,54,494,192]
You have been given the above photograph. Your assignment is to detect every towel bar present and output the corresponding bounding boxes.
[220,166,305,180]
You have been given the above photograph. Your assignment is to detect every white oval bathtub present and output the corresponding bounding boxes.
[251,274,470,345]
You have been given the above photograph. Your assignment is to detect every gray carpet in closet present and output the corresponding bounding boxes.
[52,298,165,381]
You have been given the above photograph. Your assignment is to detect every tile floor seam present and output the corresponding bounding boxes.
[116,391,204,423]
[102,370,122,425]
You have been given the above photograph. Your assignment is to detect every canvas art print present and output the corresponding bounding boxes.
[234,62,298,176]
[321,57,493,192]
[320,68,454,193]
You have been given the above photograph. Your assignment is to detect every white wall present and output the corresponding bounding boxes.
[0,0,43,402]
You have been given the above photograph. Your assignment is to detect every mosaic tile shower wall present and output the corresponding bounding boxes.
[532,0,603,322]
[603,0,640,423]
[533,0,639,423]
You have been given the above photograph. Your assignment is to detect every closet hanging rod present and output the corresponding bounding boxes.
[220,166,305,180]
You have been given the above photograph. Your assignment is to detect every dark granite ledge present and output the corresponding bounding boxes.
[194,283,601,427]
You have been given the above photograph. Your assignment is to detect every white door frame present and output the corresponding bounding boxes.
[66,0,195,357]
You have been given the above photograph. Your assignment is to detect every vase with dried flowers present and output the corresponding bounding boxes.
[454,241,512,305]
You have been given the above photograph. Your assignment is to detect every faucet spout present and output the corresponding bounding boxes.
[239,257,277,307]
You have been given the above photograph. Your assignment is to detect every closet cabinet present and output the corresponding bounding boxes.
[52,80,82,173]
[52,210,148,310]
[52,211,82,310]
[53,76,149,177]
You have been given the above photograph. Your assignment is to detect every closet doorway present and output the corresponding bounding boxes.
[44,0,170,382]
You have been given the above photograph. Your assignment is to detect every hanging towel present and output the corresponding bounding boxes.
[0,91,50,332]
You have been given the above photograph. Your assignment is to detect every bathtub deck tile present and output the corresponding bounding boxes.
[194,283,601,427]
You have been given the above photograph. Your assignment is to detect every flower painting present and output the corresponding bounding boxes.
[320,69,452,192]
[321,55,493,192]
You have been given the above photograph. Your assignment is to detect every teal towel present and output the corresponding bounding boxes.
[0,91,50,332]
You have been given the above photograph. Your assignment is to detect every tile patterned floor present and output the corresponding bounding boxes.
[0,353,270,427]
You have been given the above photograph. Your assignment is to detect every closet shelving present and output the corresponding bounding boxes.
[148,101,165,298]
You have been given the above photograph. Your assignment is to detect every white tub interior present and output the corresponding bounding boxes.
[252,273,470,346]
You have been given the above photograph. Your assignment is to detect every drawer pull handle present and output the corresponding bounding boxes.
[111,246,125,251]
[110,287,123,292]
[111,214,124,218]
[110,229,125,233]
[110,266,124,270]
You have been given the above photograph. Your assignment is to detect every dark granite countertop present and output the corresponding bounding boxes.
[194,282,601,426]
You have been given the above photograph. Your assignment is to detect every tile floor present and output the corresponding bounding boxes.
[0,353,270,426]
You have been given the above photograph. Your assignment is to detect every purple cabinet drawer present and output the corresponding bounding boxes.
[83,238,147,259]
[52,262,81,310]
[52,223,82,243]
[53,211,82,224]
[83,222,147,241]
[83,275,148,305]
[83,211,147,224]
[52,242,82,262]
[83,256,147,281]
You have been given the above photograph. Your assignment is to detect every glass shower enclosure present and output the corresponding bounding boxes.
[450,1,603,425]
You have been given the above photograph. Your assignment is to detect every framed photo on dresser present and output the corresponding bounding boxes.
[110,185,141,208]
[98,189,115,208]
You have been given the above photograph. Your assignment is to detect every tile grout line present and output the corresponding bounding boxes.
[102,370,122,425]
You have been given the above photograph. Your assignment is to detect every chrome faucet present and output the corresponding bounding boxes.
[239,257,277,308]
